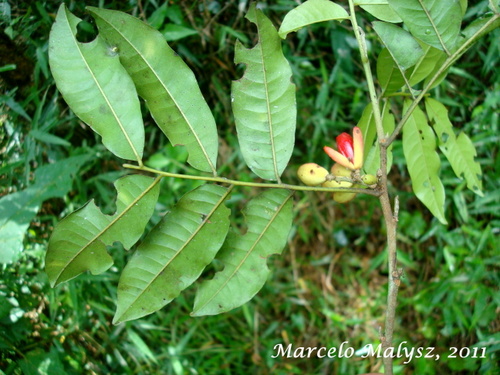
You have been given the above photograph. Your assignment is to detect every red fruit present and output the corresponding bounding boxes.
[336,133,354,161]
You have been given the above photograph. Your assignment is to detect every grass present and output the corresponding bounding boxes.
[1,1,499,374]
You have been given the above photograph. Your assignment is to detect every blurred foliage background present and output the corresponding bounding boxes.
[0,0,498,374]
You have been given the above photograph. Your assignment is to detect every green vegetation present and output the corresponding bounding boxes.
[1,1,498,374]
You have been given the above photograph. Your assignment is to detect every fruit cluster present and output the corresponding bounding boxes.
[297,127,377,203]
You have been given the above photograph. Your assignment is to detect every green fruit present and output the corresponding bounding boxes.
[330,163,352,178]
[297,163,329,186]
[333,192,357,203]
[361,174,378,185]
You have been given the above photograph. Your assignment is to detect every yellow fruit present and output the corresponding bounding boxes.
[322,179,352,188]
[352,126,364,170]
[297,163,329,186]
[333,192,357,203]
[330,163,352,178]
[361,174,378,185]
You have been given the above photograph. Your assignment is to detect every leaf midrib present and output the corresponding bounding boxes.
[416,0,451,55]
[92,10,217,175]
[63,8,142,164]
[54,176,162,285]
[406,111,441,208]
[426,100,481,192]
[194,191,292,313]
[119,186,232,318]
[257,16,281,182]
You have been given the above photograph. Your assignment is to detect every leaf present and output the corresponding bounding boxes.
[0,156,89,264]
[29,129,71,147]
[372,21,424,70]
[406,41,446,86]
[376,48,405,96]
[127,329,158,364]
[388,0,462,54]
[88,7,218,174]
[422,52,449,89]
[459,15,500,46]
[363,101,395,175]
[278,0,349,38]
[490,0,499,13]
[460,0,468,16]
[192,189,293,317]
[45,175,161,287]
[232,4,296,181]
[377,40,446,95]
[48,4,144,162]
[113,184,231,323]
[355,0,402,23]
[422,15,499,90]
[162,24,198,41]
[425,98,483,196]
[402,101,447,224]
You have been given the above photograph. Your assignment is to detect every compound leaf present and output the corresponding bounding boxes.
[45,175,161,287]
[192,189,293,317]
[88,7,218,174]
[232,4,296,181]
[279,0,349,38]
[49,4,144,163]
[402,101,447,224]
[113,184,231,324]
[425,98,483,196]
[388,0,462,54]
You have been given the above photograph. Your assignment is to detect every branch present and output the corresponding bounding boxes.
[348,2,403,374]
[123,164,382,196]
[348,0,385,142]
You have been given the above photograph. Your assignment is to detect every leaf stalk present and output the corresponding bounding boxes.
[122,164,381,196]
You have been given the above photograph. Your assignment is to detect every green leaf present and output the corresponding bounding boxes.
[490,0,499,13]
[232,4,296,181]
[0,156,89,264]
[406,41,446,86]
[377,39,445,95]
[422,52,449,89]
[363,101,395,175]
[373,21,424,70]
[29,129,71,147]
[45,175,161,287]
[388,0,462,54]
[278,0,349,38]
[192,189,293,316]
[376,48,405,96]
[88,7,218,174]
[460,15,500,46]
[127,329,158,364]
[48,4,144,162]
[425,98,483,196]
[355,0,402,23]
[402,101,447,224]
[113,184,231,323]
[460,0,468,16]
[423,15,500,89]
[162,24,198,41]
